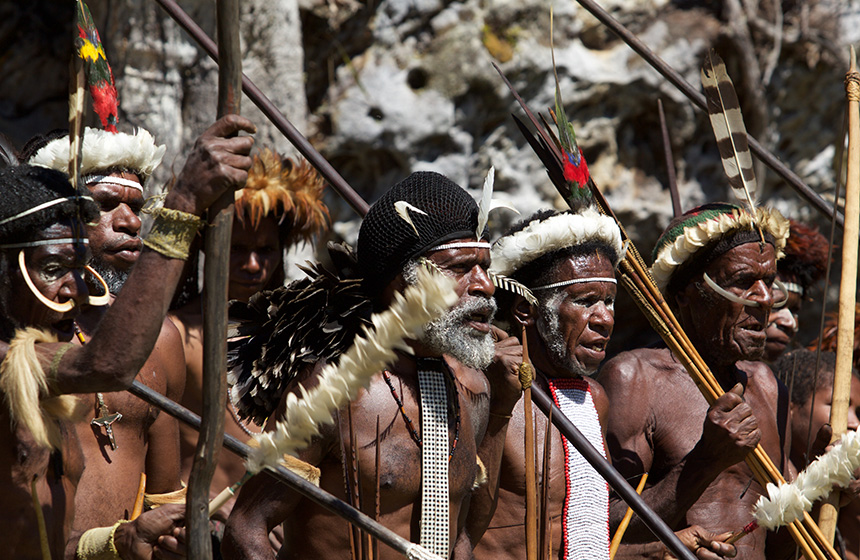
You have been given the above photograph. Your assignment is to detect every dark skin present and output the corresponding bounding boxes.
[599,242,793,560]
[222,243,523,559]
[472,254,734,560]
[0,115,255,560]
[69,174,186,547]
[170,213,283,543]
[762,272,802,363]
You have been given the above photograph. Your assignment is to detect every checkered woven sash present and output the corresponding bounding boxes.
[547,378,610,560]
[417,358,450,557]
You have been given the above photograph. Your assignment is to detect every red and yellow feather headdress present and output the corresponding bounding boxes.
[234,148,329,245]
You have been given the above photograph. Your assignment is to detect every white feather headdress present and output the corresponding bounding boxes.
[489,208,623,277]
[28,127,166,185]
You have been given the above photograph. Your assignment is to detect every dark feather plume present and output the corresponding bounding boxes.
[700,50,758,215]
[227,242,373,425]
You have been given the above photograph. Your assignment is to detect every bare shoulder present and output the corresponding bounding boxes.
[738,360,784,401]
[167,299,202,347]
[583,376,609,414]
[597,347,676,393]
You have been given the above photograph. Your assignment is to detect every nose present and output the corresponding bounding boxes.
[748,279,774,310]
[114,204,142,236]
[60,269,90,306]
[467,265,495,299]
[242,252,262,274]
[590,301,615,337]
[770,308,798,333]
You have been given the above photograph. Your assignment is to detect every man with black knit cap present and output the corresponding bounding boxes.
[223,171,522,559]
[599,203,793,560]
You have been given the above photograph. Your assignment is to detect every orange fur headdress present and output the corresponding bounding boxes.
[234,149,329,245]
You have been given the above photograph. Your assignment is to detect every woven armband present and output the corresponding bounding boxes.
[76,520,129,560]
[144,485,187,509]
[142,207,203,260]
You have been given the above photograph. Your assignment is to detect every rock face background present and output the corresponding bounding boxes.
[1,0,857,354]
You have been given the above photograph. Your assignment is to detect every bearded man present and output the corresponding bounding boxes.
[598,203,792,560]
[469,208,734,560]
[25,126,189,537]
[221,171,522,559]
[0,115,253,560]
[169,148,328,550]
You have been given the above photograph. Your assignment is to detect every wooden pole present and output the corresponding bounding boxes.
[521,327,538,560]
[186,0,241,556]
[657,99,681,217]
[818,45,860,544]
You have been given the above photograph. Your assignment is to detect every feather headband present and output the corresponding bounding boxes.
[650,204,789,294]
[28,127,165,185]
[489,208,623,278]
[234,148,329,245]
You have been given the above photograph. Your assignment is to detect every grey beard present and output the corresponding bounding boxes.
[89,258,129,295]
[420,295,497,370]
[536,290,592,377]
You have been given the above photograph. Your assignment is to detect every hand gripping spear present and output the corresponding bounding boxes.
[186,0,243,556]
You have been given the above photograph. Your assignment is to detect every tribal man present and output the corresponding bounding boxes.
[599,203,792,559]
[222,171,522,559]
[26,126,189,538]
[0,114,253,560]
[170,148,328,550]
[470,208,734,560]
[762,220,828,363]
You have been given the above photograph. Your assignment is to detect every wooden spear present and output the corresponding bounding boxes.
[817,45,860,544]
[657,99,682,217]
[186,0,242,556]
[520,326,538,560]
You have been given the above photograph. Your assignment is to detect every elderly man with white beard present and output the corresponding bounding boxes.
[469,208,737,560]
[223,171,522,560]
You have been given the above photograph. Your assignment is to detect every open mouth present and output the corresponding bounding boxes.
[52,318,77,341]
[464,308,494,334]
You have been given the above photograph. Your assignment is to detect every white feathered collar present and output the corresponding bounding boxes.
[489,209,623,277]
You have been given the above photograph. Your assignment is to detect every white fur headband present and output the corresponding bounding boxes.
[489,208,624,277]
[28,127,166,185]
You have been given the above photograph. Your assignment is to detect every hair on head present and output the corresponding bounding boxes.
[773,349,837,406]
[0,165,98,246]
[779,220,829,292]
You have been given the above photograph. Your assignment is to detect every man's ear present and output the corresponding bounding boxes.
[511,294,535,327]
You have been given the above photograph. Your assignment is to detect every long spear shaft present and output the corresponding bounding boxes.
[818,46,860,543]
[127,382,438,559]
[657,99,681,217]
[529,385,696,560]
[186,0,241,557]
[153,0,369,217]
[569,0,841,228]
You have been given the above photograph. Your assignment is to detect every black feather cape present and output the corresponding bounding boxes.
[227,242,373,426]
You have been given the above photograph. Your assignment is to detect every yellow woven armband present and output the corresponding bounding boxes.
[76,520,128,560]
[142,207,203,260]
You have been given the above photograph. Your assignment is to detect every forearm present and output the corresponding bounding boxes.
[54,194,196,393]
[465,413,510,544]
[610,450,722,540]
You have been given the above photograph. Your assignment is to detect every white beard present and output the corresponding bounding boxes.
[420,295,497,370]
[536,290,593,377]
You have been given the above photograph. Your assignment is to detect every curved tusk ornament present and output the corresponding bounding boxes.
[702,272,789,309]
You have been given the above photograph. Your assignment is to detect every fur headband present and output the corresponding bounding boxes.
[28,127,165,185]
[489,208,623,277]
[651,204,789,294]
